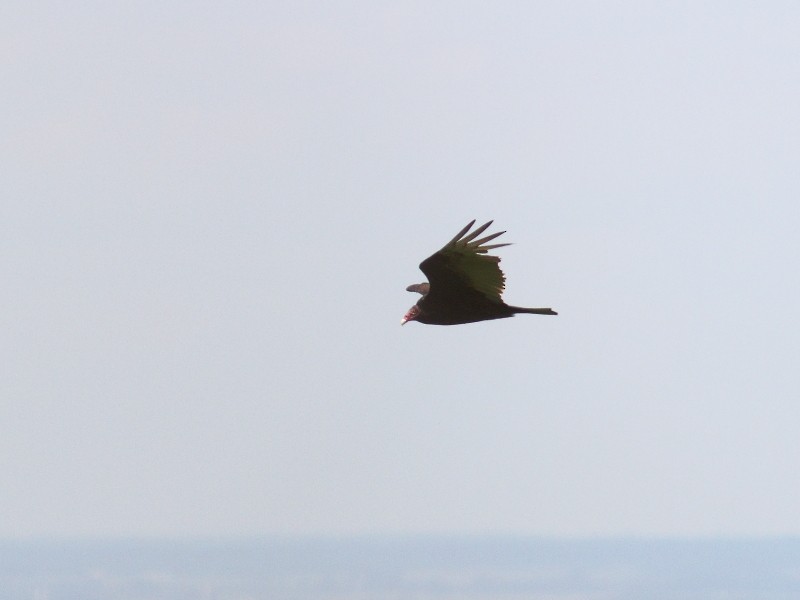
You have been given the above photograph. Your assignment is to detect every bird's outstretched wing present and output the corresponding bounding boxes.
[418,220,510,305]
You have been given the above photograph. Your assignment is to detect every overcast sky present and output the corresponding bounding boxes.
[3,1,800,538]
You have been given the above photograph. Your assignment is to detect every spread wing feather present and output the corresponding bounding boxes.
[419,220,511,305]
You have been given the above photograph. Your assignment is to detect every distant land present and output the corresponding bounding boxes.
[2,536,799,599]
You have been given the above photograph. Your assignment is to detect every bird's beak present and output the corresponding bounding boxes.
[401,306,418,325]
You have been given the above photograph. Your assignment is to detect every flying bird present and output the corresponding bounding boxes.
[401,220,557,325]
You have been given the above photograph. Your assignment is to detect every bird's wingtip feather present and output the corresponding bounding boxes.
[446,220,477,246]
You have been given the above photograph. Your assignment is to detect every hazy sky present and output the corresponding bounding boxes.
[3,1,800,538]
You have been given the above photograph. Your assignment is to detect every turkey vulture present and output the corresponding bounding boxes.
[401,220,557,325]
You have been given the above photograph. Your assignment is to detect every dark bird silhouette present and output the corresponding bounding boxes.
[401,220,557,325]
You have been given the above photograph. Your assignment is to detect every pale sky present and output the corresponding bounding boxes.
[3,1,800,538]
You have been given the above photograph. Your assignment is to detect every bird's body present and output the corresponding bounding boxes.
[401,220,556,326]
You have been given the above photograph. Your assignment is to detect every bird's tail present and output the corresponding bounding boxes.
[511,306,558,316]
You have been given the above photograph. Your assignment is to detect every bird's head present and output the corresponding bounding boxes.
[400,304,421,325]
